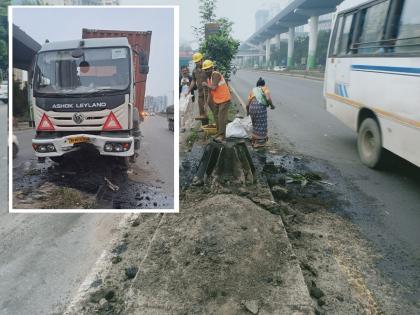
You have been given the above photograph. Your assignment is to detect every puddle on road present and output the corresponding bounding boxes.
[13,148,173,209]
[181,141,338,211]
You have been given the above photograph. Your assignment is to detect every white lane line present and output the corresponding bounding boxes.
[63,213,135,315]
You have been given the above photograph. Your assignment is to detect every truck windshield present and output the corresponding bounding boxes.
[34,47,130,95]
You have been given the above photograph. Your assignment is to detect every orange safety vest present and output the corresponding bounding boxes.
[208,71,231,105]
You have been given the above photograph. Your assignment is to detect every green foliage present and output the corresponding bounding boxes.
[200,33,239,80]
[195,0,239,80]
[193,0,217,42]
[293,36,309,67]
[271,44,288,66]
[0,0,9,73]
[315,30,331,67]
[13,81,29,118]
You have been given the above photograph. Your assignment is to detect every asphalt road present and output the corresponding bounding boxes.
[1,114,173,314]
[231,69,420,301]
[13,114,174,199]
[139,114,174,194]
[0,102,7,211]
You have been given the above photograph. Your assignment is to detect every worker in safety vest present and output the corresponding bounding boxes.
[201,59,231,142]
[186,52,209,125]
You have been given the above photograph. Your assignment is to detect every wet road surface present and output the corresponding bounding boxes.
[1,114,174,314]
[231,69,420,302]
[12,115,174,209]
[0,102,7,210]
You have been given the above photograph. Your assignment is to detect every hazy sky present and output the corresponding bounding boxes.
[122,0,290,45]
[12,7,174,98]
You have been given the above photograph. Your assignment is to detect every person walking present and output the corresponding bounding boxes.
[201,60,232,143]
[186,52,209,125]
[179,66,195,101]
[247,77,275,148]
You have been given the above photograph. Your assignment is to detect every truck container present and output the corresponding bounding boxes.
[82,28,152,119]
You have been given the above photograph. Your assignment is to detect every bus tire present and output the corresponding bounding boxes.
[357,118,385,169]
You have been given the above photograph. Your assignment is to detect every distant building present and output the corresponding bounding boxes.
[319,14,333,31]
[144,95,169,113]
[255,10,269,32]
[295,25,307,38]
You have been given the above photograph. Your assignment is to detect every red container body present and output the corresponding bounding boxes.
[82,28,152,117]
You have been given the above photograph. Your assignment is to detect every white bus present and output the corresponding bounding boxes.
[324,0,420,168]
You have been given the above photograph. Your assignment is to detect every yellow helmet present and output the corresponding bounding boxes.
[202,59,214,70]
[192,52,203,63]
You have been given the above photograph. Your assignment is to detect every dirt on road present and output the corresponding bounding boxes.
[13,147,173,210]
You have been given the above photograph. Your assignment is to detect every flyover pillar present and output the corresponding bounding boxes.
[259,44,264,65]
[287,27,295,68]
[307,15,319,70]
[276,34,281,66]
[265,38,271,67]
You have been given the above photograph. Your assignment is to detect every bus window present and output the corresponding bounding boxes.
[331,15,344,56]
[394,0,420,54]
[338,14,355,55]
[357,0,390,54]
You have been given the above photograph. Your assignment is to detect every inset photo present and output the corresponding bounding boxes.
[10,5,178,211]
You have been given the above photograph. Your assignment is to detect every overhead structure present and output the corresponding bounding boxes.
[239,0,344,69]
[13,24,41,71]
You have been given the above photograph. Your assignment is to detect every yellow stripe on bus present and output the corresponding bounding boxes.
[325,93,420,129]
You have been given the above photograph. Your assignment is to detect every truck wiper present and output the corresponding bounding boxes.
[83,88,123,97]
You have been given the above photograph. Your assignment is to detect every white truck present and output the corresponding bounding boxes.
[30,37,149,164]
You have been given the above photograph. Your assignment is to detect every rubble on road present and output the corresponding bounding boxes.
[69,194,314,315]
[13,147,173,209]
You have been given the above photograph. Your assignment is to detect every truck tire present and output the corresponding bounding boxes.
[131,108,141,163]
[133,108,140,131]
[357,118,386,169]
[50,156,64,164]
[121,157,130,170]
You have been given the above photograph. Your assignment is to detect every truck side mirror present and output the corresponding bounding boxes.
[139,51,149,74]
[140,65,149,74]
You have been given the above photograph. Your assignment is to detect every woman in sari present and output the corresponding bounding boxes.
[247,77,275,147]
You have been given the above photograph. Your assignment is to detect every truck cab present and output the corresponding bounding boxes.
[31,37,141,163]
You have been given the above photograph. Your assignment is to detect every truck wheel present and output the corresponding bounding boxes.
[121,157,130,170]
[50,156,64,164]
[357,118,385,168]
[13,143,18,159]
[133,108,140,131]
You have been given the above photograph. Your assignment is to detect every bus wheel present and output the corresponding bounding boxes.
[357,118,385,168]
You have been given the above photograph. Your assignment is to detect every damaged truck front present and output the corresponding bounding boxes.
[30,36,149,164]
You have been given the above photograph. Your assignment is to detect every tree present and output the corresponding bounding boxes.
[315,30,331,68]
[194,0,239,80]
[192,0,217,44]
[0,0,9,76]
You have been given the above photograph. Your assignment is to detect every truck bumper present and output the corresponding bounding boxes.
[32,133,135,157]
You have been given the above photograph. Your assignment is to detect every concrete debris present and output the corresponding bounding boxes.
[242,299,259,314]
[98,298,108,307]
[104,177,119,191]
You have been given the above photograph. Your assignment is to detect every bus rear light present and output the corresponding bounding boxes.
[37,113,55,131]
[102,112,122,130]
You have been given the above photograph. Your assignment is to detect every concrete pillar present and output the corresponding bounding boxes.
[287,27,295,68]
[276,34,281,66]
[307,15,319,70]
[265,38,271,67]
[259,44,264,65]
